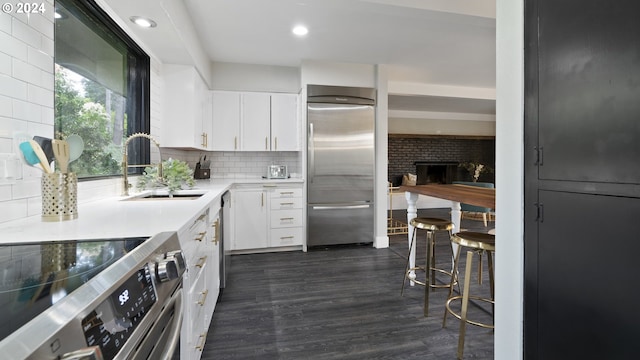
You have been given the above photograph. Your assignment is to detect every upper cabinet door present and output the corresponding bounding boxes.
[271,93,299,151]
[162,65,209,150]
[211,91,241,151]
[241,92,271,151]
[537,0,640,185]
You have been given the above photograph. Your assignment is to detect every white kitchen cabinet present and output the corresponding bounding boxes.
[162,65,211,150]
[270,93,299,151]
[230,183,304,252]
[241,92,271,151]
[211,91,240,151]
[211,91,299,152]
[179,199,221,360]
[232,188,268,250]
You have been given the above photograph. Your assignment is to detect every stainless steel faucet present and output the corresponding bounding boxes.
[122,133,162,196]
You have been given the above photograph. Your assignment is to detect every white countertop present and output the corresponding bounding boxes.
[0,177,304,244]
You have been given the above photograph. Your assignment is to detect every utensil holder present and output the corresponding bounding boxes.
[41,173,78,222]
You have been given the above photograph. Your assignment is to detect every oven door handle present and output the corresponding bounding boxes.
[159,288,183,360]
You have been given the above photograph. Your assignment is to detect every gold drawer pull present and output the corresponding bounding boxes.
[280,191,294,195]
[194,231,206,242]
[195,332,207,350]
[280,217,294,221]
[197,289,209,306]
[280,202,294,206]
[211,219,220,245]
[280,236,294,240]
[195,256,207,268]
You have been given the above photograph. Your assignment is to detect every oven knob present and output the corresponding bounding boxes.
[166,250,186,272]
[156,259,179,283]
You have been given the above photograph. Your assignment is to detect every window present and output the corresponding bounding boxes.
[54,0,150,178]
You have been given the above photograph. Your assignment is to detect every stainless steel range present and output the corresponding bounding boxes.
[0,231,185,360]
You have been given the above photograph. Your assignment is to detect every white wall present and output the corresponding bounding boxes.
[495,0,524,358]
[211,62,300,93]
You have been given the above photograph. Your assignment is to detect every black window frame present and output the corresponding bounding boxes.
[55,0,150,179]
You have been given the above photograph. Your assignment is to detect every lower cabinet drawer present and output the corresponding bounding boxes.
[187,264,209,357]
[270,209,303,228]
[270,227,303,247]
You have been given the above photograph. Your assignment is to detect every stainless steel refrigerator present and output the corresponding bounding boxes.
[307,85,376,246]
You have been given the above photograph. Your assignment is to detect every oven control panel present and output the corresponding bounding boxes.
[81,264,157,360]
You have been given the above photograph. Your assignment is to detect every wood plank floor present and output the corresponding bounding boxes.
[203,209,495,359]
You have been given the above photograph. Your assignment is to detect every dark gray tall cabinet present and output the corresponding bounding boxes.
[524,0,640,358]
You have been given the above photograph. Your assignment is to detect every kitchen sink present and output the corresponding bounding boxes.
[122,190,205,201]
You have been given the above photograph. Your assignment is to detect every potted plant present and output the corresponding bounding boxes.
[137,158,195,195]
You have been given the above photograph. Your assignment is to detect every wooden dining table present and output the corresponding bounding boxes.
[398,184,496,315]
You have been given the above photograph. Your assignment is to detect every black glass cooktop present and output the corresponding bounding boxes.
[0,237,147,342]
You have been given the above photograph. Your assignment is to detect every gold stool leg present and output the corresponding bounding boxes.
[457,250,474,360]
[488,250,495,323]
[443,243,462,328]
[424,229,434,317]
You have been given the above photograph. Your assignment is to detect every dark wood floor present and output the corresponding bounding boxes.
[203,209,495,359]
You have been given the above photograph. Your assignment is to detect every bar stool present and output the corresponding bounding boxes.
[442,231,495,360]
[401,217,455,317]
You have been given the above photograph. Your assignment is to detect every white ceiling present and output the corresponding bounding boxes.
[101,0,496,115]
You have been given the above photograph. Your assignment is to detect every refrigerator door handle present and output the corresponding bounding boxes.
[312,204,371,210]
[309,122,315,183]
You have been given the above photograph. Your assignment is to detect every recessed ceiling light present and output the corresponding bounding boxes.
[292,25,308,36]
[129,16,157,28]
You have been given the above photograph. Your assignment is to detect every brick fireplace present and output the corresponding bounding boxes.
[388,135,495,186]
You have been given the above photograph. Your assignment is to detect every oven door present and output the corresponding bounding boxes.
[129,287,183,360]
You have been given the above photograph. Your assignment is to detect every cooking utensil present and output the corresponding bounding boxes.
[33,136,54,165]
[19,142,41,169]
[66,134,84,163]
[28,140,52,173]
[51,139,70,173]
[13,131,31,155]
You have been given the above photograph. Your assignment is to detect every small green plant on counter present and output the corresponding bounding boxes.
[137,158,195,194]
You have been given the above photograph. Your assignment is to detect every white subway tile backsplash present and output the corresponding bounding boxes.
[27,196,41,217]
[11,17,41,49]
[0,184,11,201]
[0,96,11,118]
[11,177,40,199]
[0,52,10,76]
[0,11,11,34]
[12,58,41,86]
[27,84,53,108]
[12,98,39,122]
[40,36,54,58]
[41,106,54,125]
[0,30,28,61]
[0,199,28,223]
[27,47,52,72]
[0,74,27,100]
[27,12,54,40]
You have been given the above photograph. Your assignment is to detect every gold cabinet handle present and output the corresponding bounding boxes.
[211,219,219,245]
[234,136,237,150]
[280,191,294,195]
[261,192,264,207]
[195,256,207,268]
[280,202,294,206]
[275,137,278,151]
[280,236,294,240]
[265,136,268,150]
[195,231,207,242]
[197,289,209,306]
[280,217,294,221]
[195,332,207,351]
